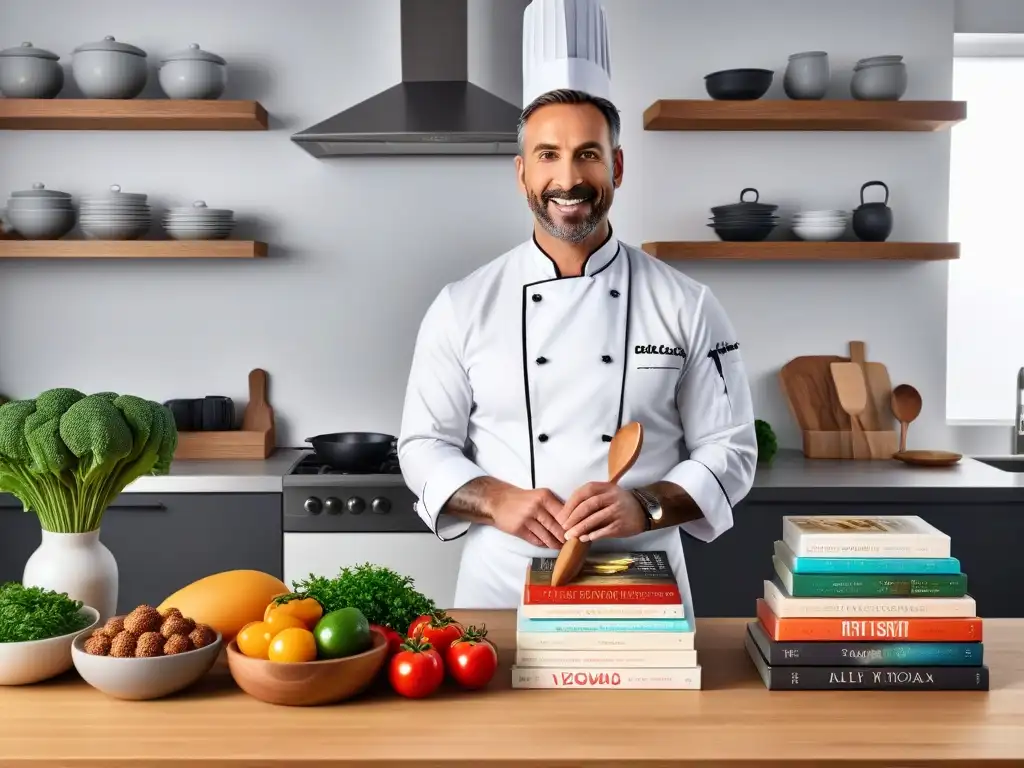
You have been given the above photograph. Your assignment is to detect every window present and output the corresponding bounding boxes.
[947,38,1024,425]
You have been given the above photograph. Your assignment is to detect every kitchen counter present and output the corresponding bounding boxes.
[2,612,1021,767]
[122,448,306,493]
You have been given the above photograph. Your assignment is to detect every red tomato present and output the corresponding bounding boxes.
[409,610,463,656]
[369,624,404,657]
[388,636,444,699]
[445,625,498,690]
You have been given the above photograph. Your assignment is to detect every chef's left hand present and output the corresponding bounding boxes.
[558,482,646,542]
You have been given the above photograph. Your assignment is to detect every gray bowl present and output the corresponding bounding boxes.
[71,630,221,700]
[0,42,64,98]
[851,62,907,100]
[158,44,227,100]
[4,206,76,239]
[71,36,147,99]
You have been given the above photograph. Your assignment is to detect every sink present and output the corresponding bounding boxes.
[974,456,1024,472]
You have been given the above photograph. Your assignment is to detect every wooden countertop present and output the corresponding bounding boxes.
[2,612,1022,767]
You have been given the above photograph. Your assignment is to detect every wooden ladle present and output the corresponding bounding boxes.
[891,384,922,452]
[549,421,644,587]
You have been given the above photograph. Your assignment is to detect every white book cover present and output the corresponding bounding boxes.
[518,603,685,620]
[763,579,976,618]
[512,665,702,689]
[515,648,698,668]
[782,515,951,558]
[516,630,695,651]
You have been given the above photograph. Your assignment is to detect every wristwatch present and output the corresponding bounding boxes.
[631,487,663,531]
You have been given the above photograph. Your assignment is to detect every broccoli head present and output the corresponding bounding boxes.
[755,419,778,465]
[0,389,178,532]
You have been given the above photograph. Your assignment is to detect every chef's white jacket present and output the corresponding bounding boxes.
[398,232,757,619]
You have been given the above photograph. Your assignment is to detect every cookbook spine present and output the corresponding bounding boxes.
[756,599,984,641]
[516,615,692,633]
[764,579,977,618]
[519,602,685,620]
[516,630,695,651]
[774,557,967,597]
[511,665,702,689]
[523,584,681,605]
[514,648,698,668]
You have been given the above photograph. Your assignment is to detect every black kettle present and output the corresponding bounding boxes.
[852,180,893,242]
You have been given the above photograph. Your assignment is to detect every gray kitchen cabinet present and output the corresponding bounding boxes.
[0,493,282,614]
[682,495,1024,618]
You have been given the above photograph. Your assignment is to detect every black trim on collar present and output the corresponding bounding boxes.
[532,224,615,279]
[615,248,633,432]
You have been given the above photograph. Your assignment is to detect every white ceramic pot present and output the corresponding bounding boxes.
[23,530,119,622]
[71,36,147,99]
[158,43,227,100]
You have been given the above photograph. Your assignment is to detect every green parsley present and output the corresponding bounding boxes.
[0,582,92,643]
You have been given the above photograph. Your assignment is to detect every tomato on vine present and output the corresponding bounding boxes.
[389,636,445,699]
[446,624,498,690]
[408,610,463,656]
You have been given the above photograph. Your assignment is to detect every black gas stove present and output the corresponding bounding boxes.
[282,450,426,534]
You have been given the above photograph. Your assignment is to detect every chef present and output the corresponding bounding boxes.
[398,0,757,619]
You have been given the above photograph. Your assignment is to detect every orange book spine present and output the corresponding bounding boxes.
[524,585,681,605]
[756,599,983,641]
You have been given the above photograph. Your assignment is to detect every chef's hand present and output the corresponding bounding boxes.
[559,482,646,542]
[491,487,566,549]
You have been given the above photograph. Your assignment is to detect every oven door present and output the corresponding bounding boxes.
[282,532,466,609]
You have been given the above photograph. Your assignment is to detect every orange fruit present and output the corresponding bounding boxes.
[268,627,317,663]
[236,621,275,659]
[264,597,323,629]
[264,610,307,634]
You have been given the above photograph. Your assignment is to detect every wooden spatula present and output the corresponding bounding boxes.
[550,421,644,587]
[830,362,869,459]
[241,368,274,433]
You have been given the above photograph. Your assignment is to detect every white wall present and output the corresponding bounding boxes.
[4,0,1003,456]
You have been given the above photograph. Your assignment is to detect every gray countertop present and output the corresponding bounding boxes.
[120,447,1024,496]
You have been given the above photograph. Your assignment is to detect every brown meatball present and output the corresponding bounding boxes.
[123,606,162,635]
[109,631,138,658]
[159,606,182,619]
[189,624,217,649]
[163,635,193,655]
[160,615,196,639]
[135,631,164,658]
[84,633,112,656]
[100,615,126,638]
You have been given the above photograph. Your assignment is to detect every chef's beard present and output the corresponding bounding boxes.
[528,183,610,244]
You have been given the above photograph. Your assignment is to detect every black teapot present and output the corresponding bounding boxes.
[852,180,893,242]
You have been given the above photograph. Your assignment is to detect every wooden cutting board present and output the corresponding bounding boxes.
[779,355,851,432]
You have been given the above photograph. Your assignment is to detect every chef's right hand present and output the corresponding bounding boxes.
[491,487,566,549]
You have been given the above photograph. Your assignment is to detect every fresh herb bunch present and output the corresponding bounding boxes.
[0,582,92,643]
[289,563,436,633]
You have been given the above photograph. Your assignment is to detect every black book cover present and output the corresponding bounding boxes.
[747,620,984,667]
[745,626,989,690]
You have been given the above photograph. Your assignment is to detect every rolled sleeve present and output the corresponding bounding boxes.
[398,286,486,541]
[664,287,757,543]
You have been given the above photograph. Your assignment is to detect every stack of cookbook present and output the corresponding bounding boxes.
[746,515,988,691]
[511,550,700,689]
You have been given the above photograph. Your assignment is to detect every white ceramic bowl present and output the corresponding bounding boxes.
[0,607,100,685]
[71,630,222,700]
[793,222,846,241]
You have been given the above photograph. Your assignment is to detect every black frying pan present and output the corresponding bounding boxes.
[305,432,396,472]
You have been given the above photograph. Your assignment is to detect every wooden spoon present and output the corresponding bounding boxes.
[891,384,922,453]
[549,422,644,587]
[830,362,870,459]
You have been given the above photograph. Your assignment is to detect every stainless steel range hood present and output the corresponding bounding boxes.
[292,0,527,157]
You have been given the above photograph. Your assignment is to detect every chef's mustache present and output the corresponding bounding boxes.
[542,184,598,202]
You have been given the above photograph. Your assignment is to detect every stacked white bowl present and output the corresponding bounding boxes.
[791,210,847,241]
[79,185,151,240]
[163,200,235,240]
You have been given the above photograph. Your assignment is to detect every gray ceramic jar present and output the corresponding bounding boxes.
[0,42,64,98]
[158,43,227,100]
[784,51,829,100]
[71,36,148,99]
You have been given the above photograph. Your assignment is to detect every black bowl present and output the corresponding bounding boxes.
[705,68,774,100]
[710,223,776,242]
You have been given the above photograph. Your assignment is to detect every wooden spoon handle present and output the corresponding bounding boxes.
[550,538,589,587]
[899,420,908,452]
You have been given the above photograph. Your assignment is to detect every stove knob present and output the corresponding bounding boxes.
[324,496,343,515]
[371,497,391,515]
[346,496,366,515]
[304,497,323,515]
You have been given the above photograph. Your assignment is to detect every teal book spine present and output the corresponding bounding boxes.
[786,572,967,597]
[790,555,961,574]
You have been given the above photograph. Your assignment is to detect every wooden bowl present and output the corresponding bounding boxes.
[225,627,388,706]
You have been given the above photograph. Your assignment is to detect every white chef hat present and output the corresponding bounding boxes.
[522,0,613,109]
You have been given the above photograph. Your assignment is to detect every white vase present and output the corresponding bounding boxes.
[23,530,119,622]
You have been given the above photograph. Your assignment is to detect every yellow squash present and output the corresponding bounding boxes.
[157,570,289,644]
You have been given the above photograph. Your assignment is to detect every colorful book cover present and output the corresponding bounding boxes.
[772,555,968,597]
[756,598,984,642]
[519,602,685,620]
[515,628,695,651]
[514,647,698,668]
[516,613,691,633]
[747,620,983,666]
[523,551,681,605]
[782,515,951,558]
[763,579,977,619]
[745,629,989,691]
[773,540,961,574]
[512,665,702,689]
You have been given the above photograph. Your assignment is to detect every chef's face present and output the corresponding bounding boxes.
[516,102,623,244]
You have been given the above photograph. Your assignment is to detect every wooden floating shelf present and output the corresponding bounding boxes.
[641,241,960,262]
[0,99,268,130]
[0,240,267,259]
[642,100,966,132]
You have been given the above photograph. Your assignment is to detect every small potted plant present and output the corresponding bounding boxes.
[755,419,778,466]
[0,389,177,620]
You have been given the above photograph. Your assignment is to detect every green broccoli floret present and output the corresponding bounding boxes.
[755,419,778,465]
[0,389,178,532]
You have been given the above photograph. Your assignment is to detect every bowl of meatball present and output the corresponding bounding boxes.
[71,603,221,700]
